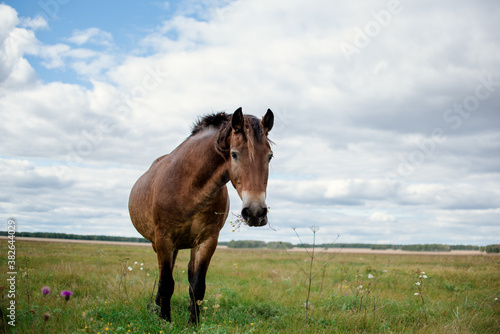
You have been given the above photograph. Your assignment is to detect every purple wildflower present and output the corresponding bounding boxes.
[61,290,73,301]
[41,286,51,295]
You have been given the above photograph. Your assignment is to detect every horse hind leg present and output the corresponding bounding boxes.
[187,239,218,324]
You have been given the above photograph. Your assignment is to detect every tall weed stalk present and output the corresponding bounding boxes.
[283,227,341,319]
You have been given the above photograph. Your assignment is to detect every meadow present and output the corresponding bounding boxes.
[1,239,499,333]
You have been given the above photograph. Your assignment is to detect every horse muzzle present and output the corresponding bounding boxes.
[241,205,268,227]
[241,192,268,227]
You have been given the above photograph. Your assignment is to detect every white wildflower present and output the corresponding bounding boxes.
[415,282,421,286]
[414,292,419,296]
[368,274,375,279]
[128,266,133,271]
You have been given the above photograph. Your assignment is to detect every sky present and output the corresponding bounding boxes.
[1,0,499,246]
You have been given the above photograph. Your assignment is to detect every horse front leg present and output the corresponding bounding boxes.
[155,238,178,322]
[188,238,218,324]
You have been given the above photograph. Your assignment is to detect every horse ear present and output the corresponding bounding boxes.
[262,109,274,134]
[232,107,244,133]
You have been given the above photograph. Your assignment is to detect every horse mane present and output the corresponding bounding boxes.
[191,112,230,136]
[191,112,270,160]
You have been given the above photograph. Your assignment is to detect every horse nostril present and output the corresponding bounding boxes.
[241,207,250,220]
[257,207,267,219]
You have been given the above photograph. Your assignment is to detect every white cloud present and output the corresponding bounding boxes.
[0,5,39,88]
[370,212,397,222]
[20,15,48,30]
[33,43,117,80]
[0,3,18,35]
[66,28,113,46]
[36,43,72,68]
[0,1,499,245]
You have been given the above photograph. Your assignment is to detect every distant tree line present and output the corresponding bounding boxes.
[267,241,294,249]
[227,240,265,248]
[296,243,372,249]
[480,245,500,253]
[0,231,149,243]
[1,232,495,252]
[227,240,293,249]
[371,244,396,250]
[370,244,484,251]
[401,244,451,252]
[450,245,480,251]
[227,241,485,252]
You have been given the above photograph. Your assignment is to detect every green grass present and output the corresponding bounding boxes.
[1,239,499,333]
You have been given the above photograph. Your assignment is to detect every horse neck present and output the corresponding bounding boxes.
[184,129,229,193]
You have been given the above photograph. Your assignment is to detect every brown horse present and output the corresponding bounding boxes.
[128,108,274,323]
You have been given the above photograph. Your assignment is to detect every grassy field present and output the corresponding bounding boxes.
[1,239,499,333]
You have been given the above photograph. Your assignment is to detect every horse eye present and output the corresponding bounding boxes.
[268,154,274,162]
[231,152,239,160]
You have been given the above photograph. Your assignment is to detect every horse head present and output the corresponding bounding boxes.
[227,108,274,227]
